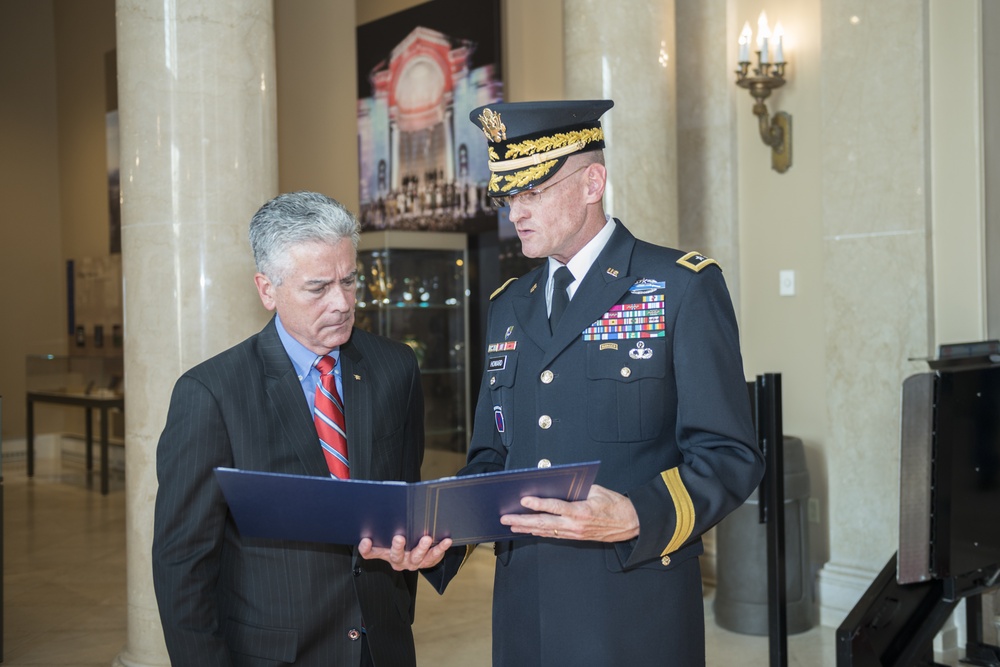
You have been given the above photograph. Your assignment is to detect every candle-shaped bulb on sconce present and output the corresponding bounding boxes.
[738,21,752,63]
[773,22,785,64]
[757,11,771,64]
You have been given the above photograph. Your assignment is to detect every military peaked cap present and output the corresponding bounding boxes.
[469,99,614,197]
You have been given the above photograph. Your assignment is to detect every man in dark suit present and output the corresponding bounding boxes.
[152,191,450,666]
[418,101,766,665]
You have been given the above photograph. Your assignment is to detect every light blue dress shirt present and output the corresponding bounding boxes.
[274,314,343,414]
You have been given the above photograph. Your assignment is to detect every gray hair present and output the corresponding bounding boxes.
[573,149,605,168]
[249,191,361,284]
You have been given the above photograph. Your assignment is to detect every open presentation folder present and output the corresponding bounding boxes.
[214,461,600,548]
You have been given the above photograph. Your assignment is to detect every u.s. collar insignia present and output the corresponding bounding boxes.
[629,341,654,360]
[478,108,506,142]
[606,267,620,278]
[530,283,538,293]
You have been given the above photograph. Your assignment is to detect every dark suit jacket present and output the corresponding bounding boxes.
[429,220,764,666]
[152,318,424,666]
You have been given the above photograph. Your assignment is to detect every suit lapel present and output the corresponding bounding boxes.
[542,221,638,367]
[509,265,551,350]
[259,318,329,477]
[339,338,371,481]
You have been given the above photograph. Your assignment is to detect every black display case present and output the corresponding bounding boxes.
[356,231,470,453]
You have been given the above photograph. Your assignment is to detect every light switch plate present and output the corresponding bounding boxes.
[779,269,796,296]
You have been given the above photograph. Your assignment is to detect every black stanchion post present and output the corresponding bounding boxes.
[755,374,787,667]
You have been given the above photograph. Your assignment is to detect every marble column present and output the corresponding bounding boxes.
[563,0,678,247]
[674,0,742,308]
[114,1,276,664]
[816,0,935,641]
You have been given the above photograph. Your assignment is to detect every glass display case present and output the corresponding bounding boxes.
[25,354,124,397]
[24,354,125,494]
[356,231,470,452]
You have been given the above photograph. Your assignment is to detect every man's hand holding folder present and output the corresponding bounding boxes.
[358,534,453,571]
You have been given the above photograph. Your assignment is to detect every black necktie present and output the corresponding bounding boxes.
[549,266,574,333]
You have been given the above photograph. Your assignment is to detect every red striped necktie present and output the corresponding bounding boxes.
[314,355,350,479]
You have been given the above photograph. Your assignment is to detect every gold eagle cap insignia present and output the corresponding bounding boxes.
[478,108,506,143]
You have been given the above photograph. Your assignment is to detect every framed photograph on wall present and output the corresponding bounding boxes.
[356,0,503,233]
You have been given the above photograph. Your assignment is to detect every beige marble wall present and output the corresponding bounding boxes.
[0,0,66,443]
[501,0,565,102]
[816,0,932,624]
[275,0,358,203]
[731,0,832,590]
[563,0,678,247]
[115,0,276,664]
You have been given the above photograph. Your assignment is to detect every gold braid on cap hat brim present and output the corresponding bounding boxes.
[485,126,605,193]
[490,159,559,193]
[486,127,604,173]
[504,127,604,161]
[488,141,583,173]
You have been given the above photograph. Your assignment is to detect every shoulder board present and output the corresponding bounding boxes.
[490,277,518,300]
[676,251,720,273]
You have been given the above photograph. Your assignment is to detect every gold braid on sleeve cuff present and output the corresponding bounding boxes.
[458,543,477,570]
[660,468,695,556]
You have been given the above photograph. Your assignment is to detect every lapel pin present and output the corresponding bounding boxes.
[353,374,361,381]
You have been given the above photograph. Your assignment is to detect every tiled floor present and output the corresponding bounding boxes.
[3,458,128,666]
[0,456,913,666]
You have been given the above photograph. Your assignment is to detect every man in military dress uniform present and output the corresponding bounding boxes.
[379,100,764,666]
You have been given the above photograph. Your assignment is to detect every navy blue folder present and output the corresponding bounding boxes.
[214,461,600,548]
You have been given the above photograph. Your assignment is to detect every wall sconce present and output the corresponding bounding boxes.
[735,11,791,173]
